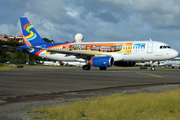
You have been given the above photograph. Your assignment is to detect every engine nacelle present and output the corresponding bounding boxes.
[90,56,114,67]
[114,61,136,67]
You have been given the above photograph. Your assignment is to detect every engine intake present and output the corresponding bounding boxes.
[90,56,114,67]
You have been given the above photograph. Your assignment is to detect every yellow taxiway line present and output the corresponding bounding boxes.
[136,72,163,78]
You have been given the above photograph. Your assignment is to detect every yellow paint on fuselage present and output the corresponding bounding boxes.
[46,42,133,54]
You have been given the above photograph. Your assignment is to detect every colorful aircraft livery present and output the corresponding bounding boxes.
[3,17,178,71]
[46,42,137,54]
[21,34,31,46]
[23,23,37,41]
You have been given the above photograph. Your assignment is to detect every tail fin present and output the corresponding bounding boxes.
[20,17,47,45]
[21,34,33,47]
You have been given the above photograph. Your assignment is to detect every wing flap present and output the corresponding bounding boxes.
[43,48,95,59]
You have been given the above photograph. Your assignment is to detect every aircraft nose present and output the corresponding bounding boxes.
[171,49,178,58]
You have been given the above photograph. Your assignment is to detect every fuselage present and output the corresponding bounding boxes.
[24,41,178,62]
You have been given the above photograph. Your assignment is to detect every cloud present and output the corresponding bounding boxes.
[97,11,119,24]
[0,0,180,52]
[0,24,20,36]
[100,0,180,28]
[95,29,135,41]
[22,11,79,42]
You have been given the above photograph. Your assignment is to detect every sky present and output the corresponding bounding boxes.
[0,0,180,52]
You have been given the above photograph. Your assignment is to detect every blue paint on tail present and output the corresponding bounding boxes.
[19,17,67,56]
[20,17,47,45]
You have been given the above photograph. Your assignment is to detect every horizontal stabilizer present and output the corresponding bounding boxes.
[2,45,32,50]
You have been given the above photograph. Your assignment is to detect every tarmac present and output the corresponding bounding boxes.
[0,67,180,100]
[0,67,180,120]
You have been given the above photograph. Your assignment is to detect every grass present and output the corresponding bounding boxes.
[0,63,5,67]
[0,63,77,70]
[0,63,20,70]
[27,89,180,120]
[0,63,179,71]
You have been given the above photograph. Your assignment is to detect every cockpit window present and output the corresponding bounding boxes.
[160,45,171,49]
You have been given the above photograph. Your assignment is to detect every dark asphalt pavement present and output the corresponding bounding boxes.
[0,68,180,100]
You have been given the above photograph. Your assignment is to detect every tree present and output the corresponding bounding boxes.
[0,41,9,58]
[0,37,54,62]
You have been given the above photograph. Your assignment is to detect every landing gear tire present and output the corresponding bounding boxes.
[151,67,155,71]
[83,65,91,70]
[99,67,107,70]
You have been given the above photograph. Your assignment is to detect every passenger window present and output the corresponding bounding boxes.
[160,46,162,49]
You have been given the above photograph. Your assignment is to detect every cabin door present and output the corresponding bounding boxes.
[147,42,153,53]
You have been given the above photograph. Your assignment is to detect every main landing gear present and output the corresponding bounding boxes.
[83,65,91,70]
[82,65,107,70]
[99,67,107,70]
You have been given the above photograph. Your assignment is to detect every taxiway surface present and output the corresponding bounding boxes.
[0,67,180,100]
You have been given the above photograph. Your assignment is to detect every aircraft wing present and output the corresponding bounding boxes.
[3,45,110,59]
[39,47,112,59]
[41,48,103,59]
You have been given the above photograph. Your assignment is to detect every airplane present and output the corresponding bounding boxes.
[154,57,180,68]
[3,17,179,71]
[62,61,86,66]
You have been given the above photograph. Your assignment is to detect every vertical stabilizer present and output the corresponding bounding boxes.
[21,34,32,47]
[20,17,47,45]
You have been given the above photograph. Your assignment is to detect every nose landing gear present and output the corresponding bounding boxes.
[150,61,155,71]
[151,66,155,71]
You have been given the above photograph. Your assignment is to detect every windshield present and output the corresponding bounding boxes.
[160,45,171,49]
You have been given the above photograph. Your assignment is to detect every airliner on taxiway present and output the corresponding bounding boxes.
[3,17,178,70]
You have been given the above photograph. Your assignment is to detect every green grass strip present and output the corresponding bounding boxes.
[27,89,180,120]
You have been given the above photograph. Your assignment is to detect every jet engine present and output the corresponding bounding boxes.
[114,61,136,67]
[89,56,114,67]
